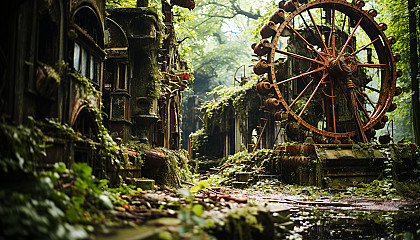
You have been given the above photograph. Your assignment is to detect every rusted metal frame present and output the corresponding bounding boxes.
[252,118,268,153]
[321,89,335,98]
[286,23,327,61]
[275,48,325,65]
[358,63,386,68]
[276,66,326,85]
[307,9,329,54]
[355,94,372,123]
[330,78,337,134]
[347,80,368,143]
[339,17,363,56]
[351,37,380,56]
[354,84,376,109]
[353,81,380,93]
[290,78,314,108]
[298,73,328,117]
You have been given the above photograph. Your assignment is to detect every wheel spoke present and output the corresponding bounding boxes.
[277,66,326,85]
[355,96,372,122]
[299,13,318,46]
[358,63,386,69]
[286,24,326,61]
[353,81,380,93]
[351,37,380,56]
[355,85,376,109]
[275,48,325,65]
[298,73,327,117]
[307,9,329,53]
[290,79,314,108]
[347,80,368,143]
[339,17,363,56]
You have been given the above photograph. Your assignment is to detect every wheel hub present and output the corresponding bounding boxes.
[326,53,358,78]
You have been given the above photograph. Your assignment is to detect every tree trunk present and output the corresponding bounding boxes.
[409,0,420,145]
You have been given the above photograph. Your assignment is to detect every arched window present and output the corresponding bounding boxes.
[72,5,104,84]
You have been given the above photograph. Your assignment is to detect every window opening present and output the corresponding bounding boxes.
[118,63,126,90]
[74,42,81,71]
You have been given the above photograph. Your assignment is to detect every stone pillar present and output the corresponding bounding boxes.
[107,8,161,143]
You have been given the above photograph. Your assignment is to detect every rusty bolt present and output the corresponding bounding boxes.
[368,9,377,17]
[284,0,297,12]
[254,39,271,56]
[356,0,365,8]
[254,60,270,75]
[382,115,389,122]
[286,122,300,136]
[278,0,286,9]
[387,36,396,45]
[387,102,397,112]
[396,69,403,78]
[260,21,277,39]
[269,9,286,24]
[379,23,387,31]
[393,53,401,62]
[394,86,402,96]
[379,133,391,144]
[374,120,386,130]
[274,111,288,121]
[264,98,280,110]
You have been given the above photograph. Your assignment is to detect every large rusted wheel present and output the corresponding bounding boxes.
[254,0,400,143]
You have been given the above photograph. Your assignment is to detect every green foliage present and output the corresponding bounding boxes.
[201,77,258,132]
[347,180,397,199]
[222,207,264,239]
[190,180,209,193]
[0,123,87,239]
[106,0,136,8]
[0,121,136,239]
[175,0,274,94]
[69,71,100,97]
[393,180,420,199]
[376,0,419,142]
[347,179,420,200]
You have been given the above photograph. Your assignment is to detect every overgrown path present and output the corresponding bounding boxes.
[97,180,420,240]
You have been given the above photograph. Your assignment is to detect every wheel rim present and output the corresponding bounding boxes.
[260,0,397,142]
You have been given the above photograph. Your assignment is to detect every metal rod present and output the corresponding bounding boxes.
[287,24,326,61]
[307,9,329,53]
[290,79,314,108]
[358,63,386,69]
[298,73,328,117]
[299,12,319,47]
[339,17,363,56]
[330,77,337,133]
[275,48,325,65]
[277,66,325,85]
[351,37,380,56]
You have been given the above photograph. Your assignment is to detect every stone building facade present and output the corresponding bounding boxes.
[0,0,192,178]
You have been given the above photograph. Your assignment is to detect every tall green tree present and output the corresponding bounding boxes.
[377,0,419,142]
[409,0,420,144]
[175,0,275,96]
